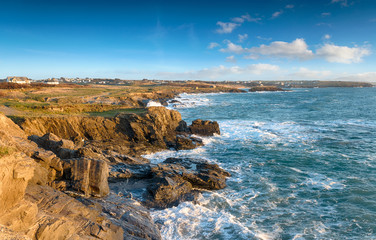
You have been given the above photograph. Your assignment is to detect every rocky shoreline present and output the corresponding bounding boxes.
[0,105,230,239]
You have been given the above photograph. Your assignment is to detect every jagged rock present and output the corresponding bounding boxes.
[66,158,110,197]
[110,163,152,180]
[163,158,231,190]
[25,185,124,240]
[145,176,196,209]
[29,133,76,159]
[84,193,161,240]
[189,119,220,136]
[173,135,203,150]
[76,146,106,160]
[0,153,37,233]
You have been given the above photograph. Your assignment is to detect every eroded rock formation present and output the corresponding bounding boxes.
[0,106,229,239]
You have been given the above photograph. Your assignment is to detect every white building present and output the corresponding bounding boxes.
[6,76,30,84]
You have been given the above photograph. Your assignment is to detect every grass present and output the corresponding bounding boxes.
[0,146,14,158]
[87,108,147,117]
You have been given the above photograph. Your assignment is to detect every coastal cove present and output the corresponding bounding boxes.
[0,85,375,240]
[148,87,376,239]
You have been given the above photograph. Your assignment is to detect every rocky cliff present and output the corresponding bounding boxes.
[0,106,228,239]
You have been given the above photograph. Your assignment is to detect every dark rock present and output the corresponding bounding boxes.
[110,163,153,181]
[189,119,220,136]
[163,158,231,190]
[176,120,189,132]
[249,86,285,92]
[175,136,200,150]
[144,176,197,209]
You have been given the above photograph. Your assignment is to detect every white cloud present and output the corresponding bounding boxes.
[316,44,371,63]
[208,42,220,49]
[256,36,272,41]
[216,38,371,64]
[232,13,261,23]
[216,21,240,34]
[272,10,284,19]
[156,64,279,80]
[331,0,348,7]
[238,34,248,42]
[288,67,332,79]
[285,4,294,9]
[226,55,237,63]
[248,38,314,60]
[321,12,331,17]
[216,13,261,34]
[220,40,245,54]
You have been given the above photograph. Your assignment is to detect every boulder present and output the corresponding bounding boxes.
[0,153,37,233]
[162,158,231,190]
[66,158,110,197]
[145,176,197,209]
[189,119,220,136]
[29,133,76,159]
[174,135,203,150]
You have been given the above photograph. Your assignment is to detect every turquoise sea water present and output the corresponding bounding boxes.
[145,87,376,240]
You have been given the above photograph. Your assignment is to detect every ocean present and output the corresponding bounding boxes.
[144,87,376,240]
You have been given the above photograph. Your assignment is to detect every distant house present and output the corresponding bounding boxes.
[44,78,59,85]
[6,76,30,84]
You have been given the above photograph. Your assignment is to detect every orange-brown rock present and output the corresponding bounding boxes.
[189,119,220,136]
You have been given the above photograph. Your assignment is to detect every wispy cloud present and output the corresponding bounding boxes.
[285,4,294,9]
[288,67,332,79]
[216,13,261,34]
[321,12,331,17]
[238,34,248,42]
[331,0,348,7]
[216,22,240,34]
[316,22,332,27]
[271,10,284,19]
[208,42,220,49]
[256,36,272,41]
[232,13,261,23]
[323,34,331,40]
[156,63,279,80]
[226,55,237,63]
[316,43,371,63]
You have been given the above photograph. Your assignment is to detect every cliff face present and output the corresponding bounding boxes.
[19,107,206,155]
[0,114,125,239]
[0,106,226,239]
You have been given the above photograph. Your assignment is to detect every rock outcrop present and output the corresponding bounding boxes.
[189,119,220,136]
[110,158,230,209]
[0,105,228,239]
[249,86,285,92]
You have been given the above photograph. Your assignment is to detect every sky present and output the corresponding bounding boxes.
[0,0,375,81]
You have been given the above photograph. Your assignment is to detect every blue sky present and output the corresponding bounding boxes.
[0,0,375,81]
